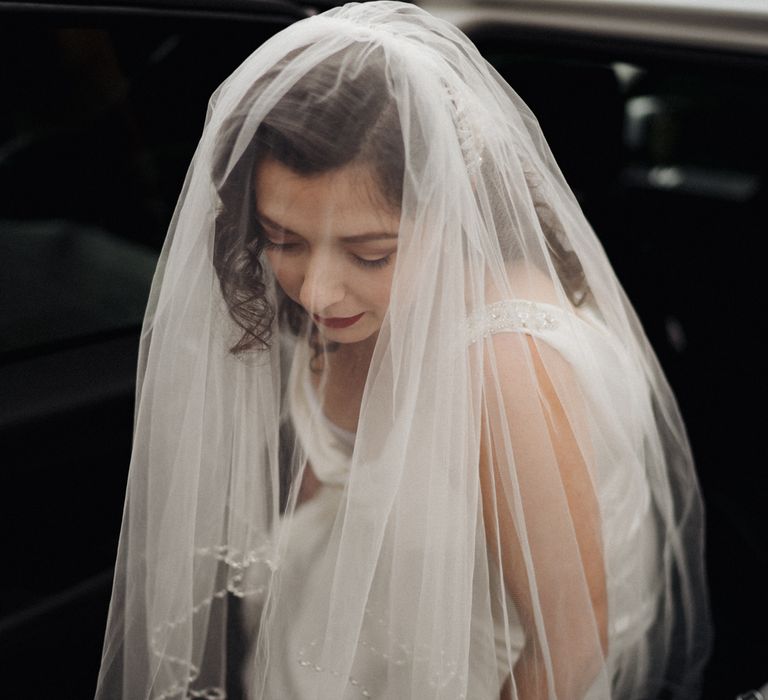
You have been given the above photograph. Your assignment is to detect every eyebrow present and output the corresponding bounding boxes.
[257,213,398,243]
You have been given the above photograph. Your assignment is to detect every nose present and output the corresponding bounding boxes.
[298,252,346,315]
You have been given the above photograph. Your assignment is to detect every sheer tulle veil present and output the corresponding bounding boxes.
[95,2,711,698]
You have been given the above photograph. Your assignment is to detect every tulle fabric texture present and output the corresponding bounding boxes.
[95,2,711,698]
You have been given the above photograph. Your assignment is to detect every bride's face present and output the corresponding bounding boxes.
[255,157,400,345]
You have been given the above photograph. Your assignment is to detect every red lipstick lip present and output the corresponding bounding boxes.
[313,312,365,329]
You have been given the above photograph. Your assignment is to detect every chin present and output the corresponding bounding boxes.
[317,320,379,345]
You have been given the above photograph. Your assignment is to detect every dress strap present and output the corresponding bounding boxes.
[465,299,562,345]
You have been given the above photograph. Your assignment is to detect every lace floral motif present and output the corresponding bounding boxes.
[466,299,559,345]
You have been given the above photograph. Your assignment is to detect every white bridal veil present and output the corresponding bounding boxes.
[95,2,711,698]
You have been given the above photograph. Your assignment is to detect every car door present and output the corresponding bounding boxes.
[0,2,305,697]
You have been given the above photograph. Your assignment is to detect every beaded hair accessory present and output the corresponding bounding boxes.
[444,81,485,176]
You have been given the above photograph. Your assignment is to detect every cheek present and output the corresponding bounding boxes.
[265,252,302,298]
[367,269,395,312]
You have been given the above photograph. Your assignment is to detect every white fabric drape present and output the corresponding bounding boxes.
[95,3,711,698]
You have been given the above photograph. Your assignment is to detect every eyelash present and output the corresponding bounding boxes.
[355,255,392,269]
[262,239,393,269]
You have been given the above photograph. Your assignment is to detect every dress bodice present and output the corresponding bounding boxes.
[287,338,357,487]
[287,298,635,488]
[286,298,659,665]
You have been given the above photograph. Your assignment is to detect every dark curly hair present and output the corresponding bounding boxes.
[211,48,589,355]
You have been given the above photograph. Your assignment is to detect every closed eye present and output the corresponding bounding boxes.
[352,253,393,269]
[263,238,300,252]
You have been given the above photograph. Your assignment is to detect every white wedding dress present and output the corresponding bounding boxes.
[244,298,661,700]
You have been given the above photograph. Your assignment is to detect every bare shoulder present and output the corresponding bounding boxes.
[473,262,586,411]
[483,331,574,403]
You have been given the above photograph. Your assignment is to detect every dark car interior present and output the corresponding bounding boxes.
[0,1,765,697]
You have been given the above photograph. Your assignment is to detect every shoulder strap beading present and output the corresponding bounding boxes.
[466,299,559,345]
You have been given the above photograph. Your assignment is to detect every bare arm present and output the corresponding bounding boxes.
[479,333,608,699]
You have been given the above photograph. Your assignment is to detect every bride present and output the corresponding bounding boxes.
[95,2,711,698]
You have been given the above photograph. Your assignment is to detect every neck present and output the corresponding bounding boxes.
[331,331,377,371]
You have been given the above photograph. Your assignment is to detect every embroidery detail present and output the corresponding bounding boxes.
[296,605,467,699]
[297,639,373,698]
[150,539,276,699]
[466,300,559,345]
